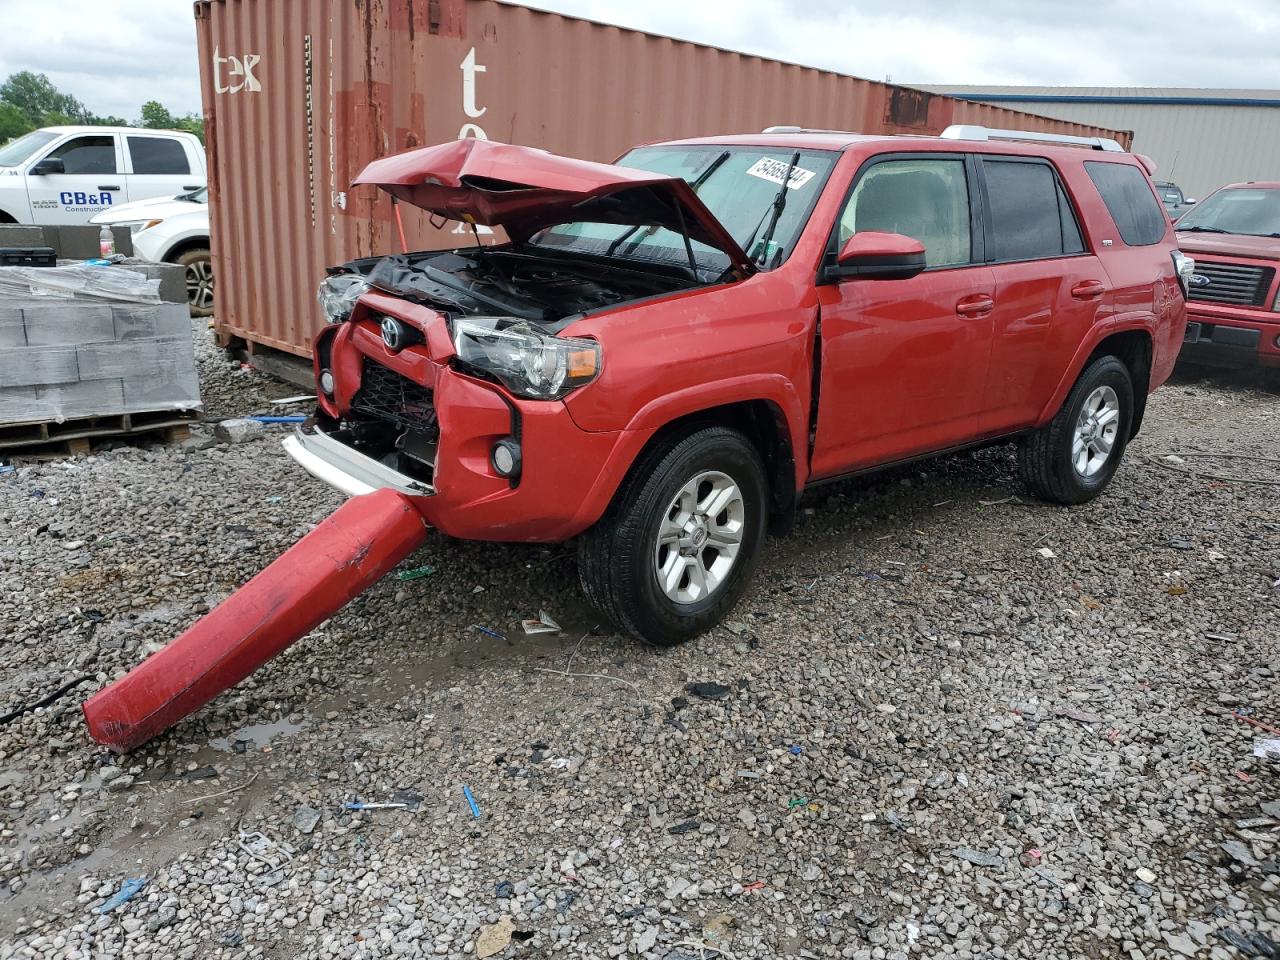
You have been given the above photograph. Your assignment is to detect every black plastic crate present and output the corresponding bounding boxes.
[0,247,56,268]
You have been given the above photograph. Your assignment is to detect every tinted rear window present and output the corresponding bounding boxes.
[1085,161,1166,246]
[128,136,190,175]
[983,159,1083,261]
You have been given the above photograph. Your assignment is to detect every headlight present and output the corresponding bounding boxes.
[317,274,368,323]
[105,219,157,234]
[1171,250,1195,297]
[451,317,600,400]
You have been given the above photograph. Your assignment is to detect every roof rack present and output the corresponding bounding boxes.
[939,124,1125,152]
[761,125,861,135]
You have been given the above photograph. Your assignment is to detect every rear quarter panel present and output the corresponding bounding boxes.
[1037,158,1185,423]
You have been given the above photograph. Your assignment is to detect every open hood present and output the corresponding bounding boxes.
[353,139,755,277]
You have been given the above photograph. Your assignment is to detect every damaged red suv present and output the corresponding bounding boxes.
[288,127,1191,645]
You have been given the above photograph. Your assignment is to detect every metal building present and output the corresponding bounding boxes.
[917,86,1280,202]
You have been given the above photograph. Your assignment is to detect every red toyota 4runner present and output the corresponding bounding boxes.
[1175,181,1280,371]
[287,126,1191,645]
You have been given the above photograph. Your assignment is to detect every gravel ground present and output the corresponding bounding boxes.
[1,321,1278,959]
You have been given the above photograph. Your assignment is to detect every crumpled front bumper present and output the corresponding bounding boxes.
[283,421,434,499]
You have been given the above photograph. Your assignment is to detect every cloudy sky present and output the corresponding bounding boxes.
[1,0,1277,121]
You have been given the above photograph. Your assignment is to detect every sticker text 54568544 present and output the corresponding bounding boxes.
[745,157,816,190]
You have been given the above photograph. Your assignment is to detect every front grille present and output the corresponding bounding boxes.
[350,361,437,435]
[1188,259,1275,308]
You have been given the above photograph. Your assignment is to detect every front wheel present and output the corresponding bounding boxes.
[578,426,767,646]
[1019,355,1134,504]
[175,247,215,318]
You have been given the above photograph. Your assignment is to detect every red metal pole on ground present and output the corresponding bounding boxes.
[83,488,430,753]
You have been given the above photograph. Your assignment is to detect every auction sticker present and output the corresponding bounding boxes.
[746,157,816,190]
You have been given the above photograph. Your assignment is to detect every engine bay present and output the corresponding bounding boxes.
[347,246,699,328]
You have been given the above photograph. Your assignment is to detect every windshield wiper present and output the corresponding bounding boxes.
[741,151,800,267]
[1178,225,1231,233]
[605,150,732,260]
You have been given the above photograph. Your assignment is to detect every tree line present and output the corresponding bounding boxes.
[0,71,203,142]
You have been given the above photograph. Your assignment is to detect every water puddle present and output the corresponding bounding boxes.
[209,716,309,752]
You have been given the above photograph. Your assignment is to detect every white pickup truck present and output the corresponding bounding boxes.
[0,125,206,226]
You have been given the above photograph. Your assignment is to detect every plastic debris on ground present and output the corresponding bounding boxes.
[1055,705,1104,725]
[788,745,803,756]
[1253,738,1280,760]
[476,917,516,959]
[686,681,731,700]
[97,877,146,914]
[521,610,562,635]
[237,830,293,886]
[949,847,1004,868]
[247,415,307,424]
[1036,547,1057,559]
[270,395,314,405]
[469,624,506,642]
[343,801,408,811]
[463,784,481,818]
[1218,928,1279,957]
[396,565,436,581]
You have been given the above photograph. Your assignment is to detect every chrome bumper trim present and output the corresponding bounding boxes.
[283,424,435,499]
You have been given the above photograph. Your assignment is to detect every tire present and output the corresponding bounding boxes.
[578,426,767,646]
[1019,355,1134,505]
[174,247,214,318]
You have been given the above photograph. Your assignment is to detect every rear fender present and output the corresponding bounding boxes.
[1036,315,1155,427]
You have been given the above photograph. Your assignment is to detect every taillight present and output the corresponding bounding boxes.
[1171,250,1195,297]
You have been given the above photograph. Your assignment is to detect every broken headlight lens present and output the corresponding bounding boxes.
[451,317,600,400]
[317,274,368,323]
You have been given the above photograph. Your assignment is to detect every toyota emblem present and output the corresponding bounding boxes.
[1189,274,1211,288]
[381,316,407,351]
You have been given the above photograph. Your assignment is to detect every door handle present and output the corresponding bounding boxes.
[97,184,121,191]
[1071,280,1106,300]
[955,294,994,317]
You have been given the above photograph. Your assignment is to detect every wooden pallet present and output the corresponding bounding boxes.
[0,409,198,458]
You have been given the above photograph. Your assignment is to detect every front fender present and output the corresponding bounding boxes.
[564,376,810,535]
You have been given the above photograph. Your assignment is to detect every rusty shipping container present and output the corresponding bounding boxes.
[195,0,1133,361]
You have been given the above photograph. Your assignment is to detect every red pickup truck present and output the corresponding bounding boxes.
[1176,181,1280,372]
[288,127,1190,645]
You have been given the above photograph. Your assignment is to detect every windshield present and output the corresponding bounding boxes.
[0,130,58,167]
[1177,187,1280,237]
[527,145,837,274]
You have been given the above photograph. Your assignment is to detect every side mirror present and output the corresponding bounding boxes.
[30,157,64,176]
[1184,198,1197,205]
[825,231,927,282]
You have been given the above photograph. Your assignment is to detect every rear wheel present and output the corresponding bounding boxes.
[1019,355,1134,504]
[175,247,214,317]
[578,426,767,646]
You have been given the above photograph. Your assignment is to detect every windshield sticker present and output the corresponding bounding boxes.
[745,157,816,190]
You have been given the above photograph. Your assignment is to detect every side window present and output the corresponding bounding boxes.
[46,135,116,175]
[982,159,1083,261]
[838,158,971,268]
[1085,161,1166,246]
[128,136,191,176]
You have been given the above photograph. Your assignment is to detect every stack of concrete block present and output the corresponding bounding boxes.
[0,300,200,427]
